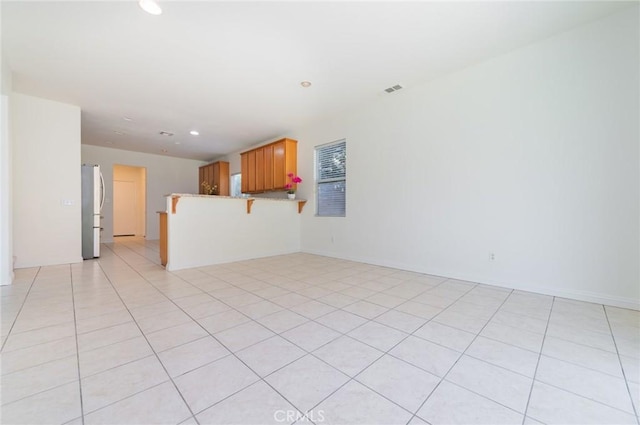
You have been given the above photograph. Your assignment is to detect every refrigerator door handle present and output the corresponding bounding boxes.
[99,171,105,211]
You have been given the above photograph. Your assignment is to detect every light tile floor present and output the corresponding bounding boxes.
[1,237,638,425]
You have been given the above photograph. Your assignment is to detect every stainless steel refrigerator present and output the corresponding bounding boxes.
[81,164,105,259]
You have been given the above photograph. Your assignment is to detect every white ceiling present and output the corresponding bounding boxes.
[2,1,632,161]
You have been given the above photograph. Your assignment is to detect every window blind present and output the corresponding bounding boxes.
[316,140,346,217]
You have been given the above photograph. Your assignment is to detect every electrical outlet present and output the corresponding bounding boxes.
[489,252,495,261]
[61,199,74,206]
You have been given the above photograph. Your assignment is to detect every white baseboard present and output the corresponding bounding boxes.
[302,249,640,311]
[166,249,301,271]
[13,256,84,269]
[0,270,14,286]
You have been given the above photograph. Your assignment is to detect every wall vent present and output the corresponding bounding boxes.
[384,84,404,93]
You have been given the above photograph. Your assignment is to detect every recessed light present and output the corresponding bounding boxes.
[139,0,162,15]
[175,141,181,145]
[300,81,312,88]
[190,130,200,136]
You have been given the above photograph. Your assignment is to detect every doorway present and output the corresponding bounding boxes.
[113,165,146,238]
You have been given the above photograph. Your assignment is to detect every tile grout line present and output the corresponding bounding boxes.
[333,293,554,365]
[0,362,79,407]
[155,252,636,420]
[99,243,308,421]
[103,243,364,420]
[7,243,636,424]
[187,284,460,421]
[404,287,516,425]
[448,303,640,382]
[483,319,627,356]
[520,296,556,425]
[76,334,142,357]
[529,351,633,381]
[0,269,83,415]
[105,240,446,420]
[520,310,640,418]
[93,253,200,424]
[114,243,533,423]
[5,272,624,420]
[101,242,640,423]
[69,264,86,425]
[525,377,639,416]
[0,347,81,376]
[0,267,40,353]
[73,353,158,387]
[68,379,170,422]
[602,305,640,423]
[466,304,635,371]
[274,278,486,423]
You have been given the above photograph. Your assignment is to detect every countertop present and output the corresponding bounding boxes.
[165,193,305,202]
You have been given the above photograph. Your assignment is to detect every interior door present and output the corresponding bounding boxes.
[113,180,137,236]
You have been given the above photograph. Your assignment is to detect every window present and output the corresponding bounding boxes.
[315,139,346,217]
[230,173,242,197]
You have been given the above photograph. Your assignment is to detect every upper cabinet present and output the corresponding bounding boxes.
[240,138,297,194]
[199,161,230,196]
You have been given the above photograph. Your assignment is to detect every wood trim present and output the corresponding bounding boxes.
[246,199,254,214]
[171,195,180,214]
[298,200,307,214]
[158,212,167,266]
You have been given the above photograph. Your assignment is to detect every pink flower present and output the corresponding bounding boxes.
[285,173,301,194]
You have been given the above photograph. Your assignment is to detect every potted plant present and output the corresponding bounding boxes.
[201,181,218,195]
[284,173,302,199]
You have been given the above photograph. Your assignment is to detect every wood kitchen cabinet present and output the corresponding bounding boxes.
[240,138,297,194]
[199,161,230,196]
[263,144,274,191]
[255,147,265,192]
[247,151,256,193]
[241,154,248,193]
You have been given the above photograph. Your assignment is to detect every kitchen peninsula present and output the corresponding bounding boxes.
[160,194,305,271]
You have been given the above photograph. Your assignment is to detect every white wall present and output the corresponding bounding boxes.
[1,95,11,284]
[12,93,82,268]
[81,145,205,242]
[223,8,639,308]
[1,52,13,284]
[167,195,301,270]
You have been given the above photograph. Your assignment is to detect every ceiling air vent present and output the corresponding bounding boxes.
[159,131,174,137]
[384,84,404,93]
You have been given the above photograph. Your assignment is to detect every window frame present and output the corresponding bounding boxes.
[230,172,242,197]
[315,139,346,217]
